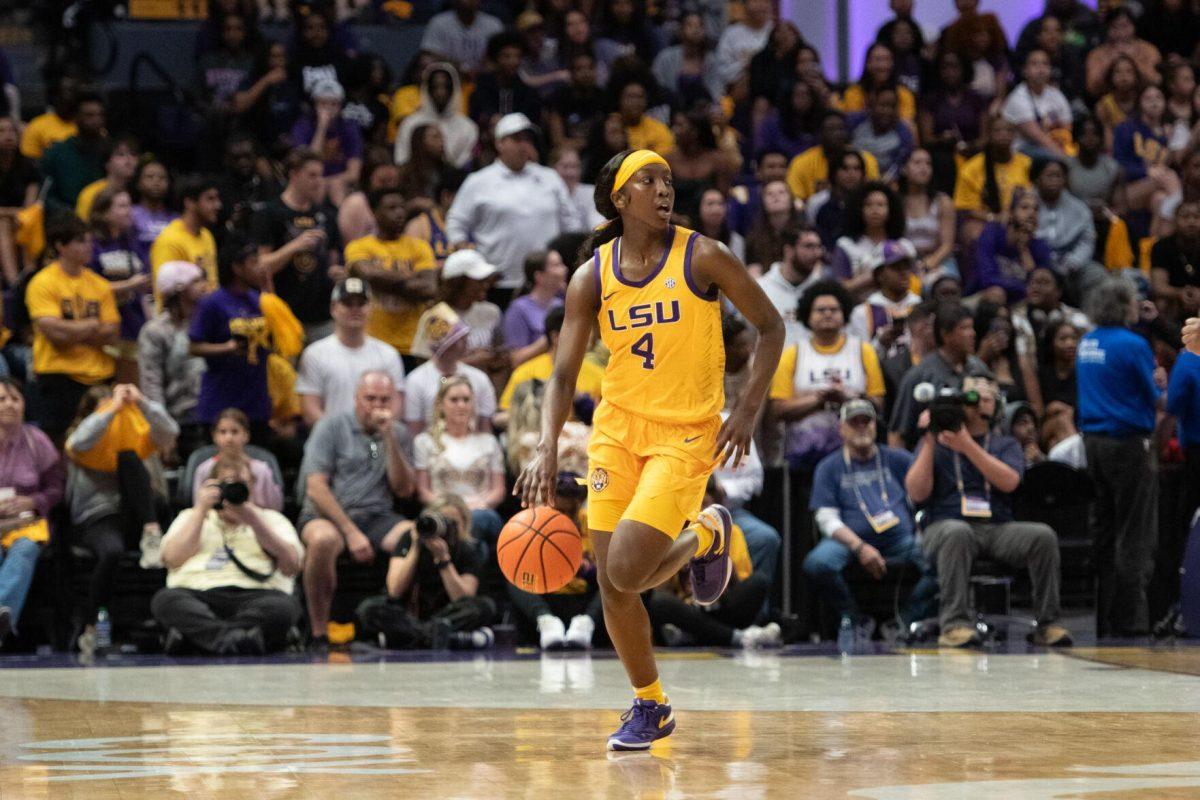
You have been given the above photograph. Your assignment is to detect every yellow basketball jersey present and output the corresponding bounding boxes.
[592,224,724,424]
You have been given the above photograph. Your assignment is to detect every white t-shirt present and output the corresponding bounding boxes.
[294,334,406,418]
[848,290,922,347]
[413,430,504,501]
[1001,83,1073,150]
[403,360,497,429]
[757,262,824,346]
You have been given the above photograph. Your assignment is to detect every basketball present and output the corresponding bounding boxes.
[497,507,583,594]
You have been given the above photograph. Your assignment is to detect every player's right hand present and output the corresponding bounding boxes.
[513,443,557,509]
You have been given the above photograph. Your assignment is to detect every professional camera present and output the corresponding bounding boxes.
[216,480,250,507]
[415,510,457,540]
[913,382,980,434]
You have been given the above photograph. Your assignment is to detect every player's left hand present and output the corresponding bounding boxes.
[714,407,755,469]
[513,441,558,509]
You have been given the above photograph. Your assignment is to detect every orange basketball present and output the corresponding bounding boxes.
[497,507,583,594]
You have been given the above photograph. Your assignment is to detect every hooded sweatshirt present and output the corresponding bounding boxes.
[394,63,479,169]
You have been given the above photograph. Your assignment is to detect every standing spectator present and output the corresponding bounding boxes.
[153,457,303,655]
[394,63,478,170]
[234,42,303,161]
[130,159,176,259]
[785,113,879,202]
[0,379,64,648]
[1084,7,1161,99]
[1078,277,1164,637]
[746,179,806,273]
[295,278,405,426]
[554,147,604,231]
[1002,49,1073,160]
[197,9,259,118]
[1167,348,1200,536]
[755,223,825,345]
[338,162,402,251]
[939,0,1009,101]
[419,0,504,79]
[20,73,79,160]
[27,217,120,443]
[40,92,106,213]
[831,181,907,299]
[905,372,1071,648]
[847,241,921,353]
[652,13,724,108]
[215,136,278,237]
[0,117,39,213]
[446,113,578,294]
[139,261,208,452]
[344,187,438,358]
[714,0,773,87]
[849,86,914,181]
[1112,84,1180,233]
[394,130,445,210]
[596,0,662,61]
[1032,158,1105,301]
[405,307,497,434]
[696,189,746,263]
[150,176,221,294]
[252,149,341,338]
[1038,319,1081,411]
[191,408,284,512]
[900,149,957,283]
[1150,200,1200,311]
[289,78,362,206]
[469,32,542,130]
[970,189,1053,304]
[75,136,140,222]
[503,249,566,364]
[298,371,415,648]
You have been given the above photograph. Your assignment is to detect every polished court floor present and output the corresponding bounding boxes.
[3,645,1200,799]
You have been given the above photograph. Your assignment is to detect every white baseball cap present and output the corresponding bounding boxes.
[494,112,539,141]
[156,261,205,299]
[442,249,499,281]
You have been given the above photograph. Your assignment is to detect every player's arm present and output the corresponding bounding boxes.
[693,237,784,467]
[514,262,597,508]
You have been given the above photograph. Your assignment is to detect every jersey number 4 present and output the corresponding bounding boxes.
[632,333,655,369]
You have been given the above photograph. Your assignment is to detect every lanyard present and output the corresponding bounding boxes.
[843,447,890,519]
[953,433,990,501]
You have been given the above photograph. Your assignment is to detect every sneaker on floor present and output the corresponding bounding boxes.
[564,615,594,649]
[449,627,494,650]
[736,625,765,648]
[538,614,566,650]
[937,625,982,648]
[757,622,783,648]
[607,698,675,751]
[162,627,186,656]
[308,635,330,654]
[688,504,733,606]
[77,625,97,661]
[1028,623,1073,647]
[138,526,163,570]
[0,605,11,646]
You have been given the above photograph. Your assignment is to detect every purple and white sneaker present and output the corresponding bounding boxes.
[688,504,733,606]
[607,698,675,751]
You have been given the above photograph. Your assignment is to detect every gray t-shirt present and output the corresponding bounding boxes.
[1067,155,1119,206]
[888,350,988,450]
[298,413,413,519]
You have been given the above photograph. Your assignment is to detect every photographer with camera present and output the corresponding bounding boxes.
[152,459,303,655]
[356,494,495,650]
[904,372,1072,648]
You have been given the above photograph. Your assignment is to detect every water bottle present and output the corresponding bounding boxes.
[837,615,854,656]
[95,608,112,658]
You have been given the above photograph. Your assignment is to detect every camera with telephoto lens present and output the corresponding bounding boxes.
[415,510,457,540]
[216,480,250,508]
[913,382,980,434]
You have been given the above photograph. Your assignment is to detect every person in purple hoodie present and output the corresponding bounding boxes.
[970,188,1053,304]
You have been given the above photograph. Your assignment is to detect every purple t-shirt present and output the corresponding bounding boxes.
[188,287,272,423]
[502,294,561,349]
[131,205,177,255]
[90,234,150,340]
[289,114,363,177]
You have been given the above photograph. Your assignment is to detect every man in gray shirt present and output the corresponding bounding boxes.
[298,371,415,647]
[419,0,504,78]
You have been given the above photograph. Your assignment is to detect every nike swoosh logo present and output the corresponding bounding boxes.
[602,291,617,301]
[683,436,701,444]
[658,712,674,729]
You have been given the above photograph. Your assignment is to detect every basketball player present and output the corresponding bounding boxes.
[514,150,784,750]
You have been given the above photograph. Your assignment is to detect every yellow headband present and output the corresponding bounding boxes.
[612,150,670,195]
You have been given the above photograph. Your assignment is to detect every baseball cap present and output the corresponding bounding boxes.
[310,77,345,102]
[839,398,877,422]
[155,260,205,299]
[443,249,499,281]
[494,112,539,140]
[332,277,371,303]
[877,239,916,270]
[416,302,470,358]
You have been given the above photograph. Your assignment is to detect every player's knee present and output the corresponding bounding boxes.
[604,555,646,594]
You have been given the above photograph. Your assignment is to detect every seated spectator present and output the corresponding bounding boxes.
[804,399,935,626]
[344,187,438,359]
[153,457,303,655]
[1095,55,1142,150]
[1112,84,1180,234]
[75,135,139,222]
[40,92,106,213]
[396,63,478,170]
[1078,278,1164,638]
[1011,266,1091,362]
[666,109,735,224]
[876,16,924,96]
[1167,347,1200,535]
[503,250,566,364]
[355,493,495,650]
[652,13,724,110]
[612,75,673,156]
[20,73,79,161]
[746,179,807,273]
[298,371,415,649]
[598,0,664,63]
[806,150,869,254]
[904,371,1071,648]
[1165,62,1196,154]
[88,188,151,367]
[1019,13,1086,103]
[1037,319,1081,411]
[1031,157,1107,303]
[515,10,566,97]
[786,112,879,202]
[405,306,497,434]
[1001,49,1073,160]
[848,86,914,181]
[953,116,1032,243]
[831,181,906,299]
[139,261,208,454]
[753,80,823,162]
[404,168,461,269]
[499,305,603,423]
[412,250,503,376]
[0,379,64,648]
[192,408,284,512]
[889,303,988,450]
[130,159,176,259]
[840,42,917,123]
[645,480,781,648]
[727,150,789,237]
[1084,7,1161,100]
[1067,116,1123,212]
[918,50,987,194]
[1150,200,1200,315]
[712,411,780,592]
[419,0,504,79]
[899,149,958,284]
[696,189,746,265]
[714,0,773,84]
[27,216,120,443]
[550,147,602,233]
[769,281,884,469]
[252,149,341,338]
[296,278,405,427]
[150,176,221,294]
[67,384,178,656]
[581,112,629,185]
[970,189,1052,304]
[0,117,38,213]
[470,32,541,131]
[847,240,921,354]
[974,302,1042,411]
[1004,402,1046,465]
[188,241,272,441]
[547,51,605,153]
[289,78,362,206]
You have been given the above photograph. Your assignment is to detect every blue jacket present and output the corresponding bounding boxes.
[1077,326,1160,436]
[1167,352,1200,448]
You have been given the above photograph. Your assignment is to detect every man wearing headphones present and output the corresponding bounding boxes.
[904,372,1072,648]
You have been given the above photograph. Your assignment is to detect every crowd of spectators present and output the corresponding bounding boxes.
[1,0,1200,656]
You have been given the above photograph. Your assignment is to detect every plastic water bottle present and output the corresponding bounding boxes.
[837,615,854,656]
[95,608,112,657]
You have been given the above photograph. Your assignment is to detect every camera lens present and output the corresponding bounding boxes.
[220,481,250,506]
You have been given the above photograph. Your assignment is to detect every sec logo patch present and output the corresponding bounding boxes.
[590,468,609,493]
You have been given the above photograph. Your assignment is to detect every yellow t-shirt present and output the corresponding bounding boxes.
[27,262,120,383]
[75,178,108,221]
[953,152,1032,213]
[625,116,676,155]
[499,352,605,410]
[785,146,880,201]
[769,337,885,400]
[838,84,917,121]
[344,234,438,353]
[20,112,77,160]
[150,219,218,295]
